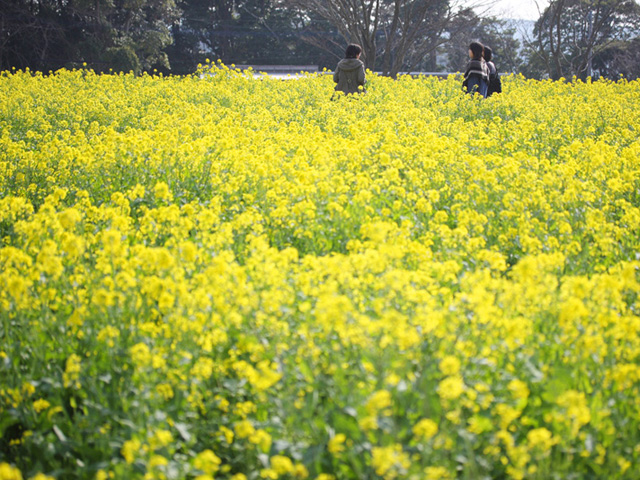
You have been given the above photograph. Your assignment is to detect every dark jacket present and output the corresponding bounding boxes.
[486,60,502,96]
[486,60,496,78]
[463,58,489,85]
[333,58,366,95]
[463,58,490,97]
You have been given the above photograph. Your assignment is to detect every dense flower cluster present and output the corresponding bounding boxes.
[1,63,639,479]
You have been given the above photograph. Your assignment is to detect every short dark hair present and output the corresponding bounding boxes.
[483,46,493,61]
[345,44,362,59]
[469,41,484,60]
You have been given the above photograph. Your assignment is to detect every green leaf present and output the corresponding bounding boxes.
[298,359,314,382]
[0,414,19,437]
[541,367,574,403]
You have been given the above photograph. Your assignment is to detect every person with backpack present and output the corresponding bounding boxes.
[484,46,502,97]
[462,41,489,98]
[333,44,366,96]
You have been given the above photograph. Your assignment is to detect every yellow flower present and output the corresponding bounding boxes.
[0,464,22,480]
[94,470,109,480]
[371,444,411,478]
[193,450,221,475]
[439,355,461,376]
[29,474,55,480]
[507,379,530,400]
[155,384,174,400]
[219,426,234,444]
[438,376,465,401]
[128,184,146,201]
[259,468,277,479]
[294,464,309,479]
[191,357,215,380]
[526,427,556,452]
[365,390,392,414]
[121,439,141,464]
[58,208,82,230]
[358,415,378,431]
[96,326,120,348]
[234,401,256,417]
[556,390,591,435]
[424,466,452,480]
[234,420,255,439]
[412,419,438,441]
[494,404,521,429]
[270,455,294,475]
[467,415,493,434]
[153,182,173,202]
[327,433,346,454]
[148,455,168,469]
[5,64,640,480]
[149,429,173,451]
[32,399,50,413]
[617,457,631,474]
[63,354,82,388]
[249,429,272,452]
[129,343,152,368]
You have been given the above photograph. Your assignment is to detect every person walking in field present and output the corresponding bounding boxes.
[333,44,366,96]
[462,41,489,98]
[483,46,502,97]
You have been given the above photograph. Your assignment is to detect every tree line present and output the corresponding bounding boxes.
[1,0,639,80]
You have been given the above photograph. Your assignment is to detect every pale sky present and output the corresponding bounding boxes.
[481,0,550,20]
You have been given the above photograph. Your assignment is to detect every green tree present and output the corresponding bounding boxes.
[525,0,640,80]
[0,1,68,71]
[72,0,181,72]
[283,0,465,76]
[440,10,523,74]
[0,0,180,73]
[169,0,327,73]
[593,36,640,79]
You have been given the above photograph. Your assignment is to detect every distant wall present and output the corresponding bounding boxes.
[233,65,462,78]
[234,65,319,74]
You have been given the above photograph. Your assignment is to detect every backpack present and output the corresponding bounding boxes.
[487,63,502,96]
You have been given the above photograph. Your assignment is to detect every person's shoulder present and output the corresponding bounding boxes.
[337,58,358,67]
[337,58,365,71]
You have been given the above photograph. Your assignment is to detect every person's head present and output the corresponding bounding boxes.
[483,46,493,62]
[345,44,362,59]
[468,41,484,60]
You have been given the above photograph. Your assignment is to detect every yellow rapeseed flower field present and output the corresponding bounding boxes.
[1,62,640,479]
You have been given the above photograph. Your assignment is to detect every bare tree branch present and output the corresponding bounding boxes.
[285,0,487,76]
